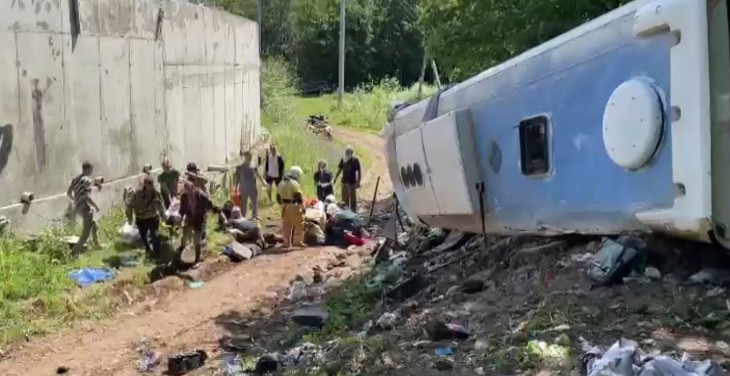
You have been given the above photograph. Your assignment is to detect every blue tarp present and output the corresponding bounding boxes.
[68,268,116,287]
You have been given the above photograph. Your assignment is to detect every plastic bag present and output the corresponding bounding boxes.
[119,223,140,245]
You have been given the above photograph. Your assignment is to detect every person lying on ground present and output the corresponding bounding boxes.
[314,160,334,202]
[264,144,285,202]
[179,181,219,265]
[220,206,262,243]
[67,161,100,253]
[158,159,180,209]
[125,175,166,258]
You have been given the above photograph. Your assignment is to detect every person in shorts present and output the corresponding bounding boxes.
[263,144,285,201]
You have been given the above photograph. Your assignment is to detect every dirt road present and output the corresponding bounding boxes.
[0,128,390,376]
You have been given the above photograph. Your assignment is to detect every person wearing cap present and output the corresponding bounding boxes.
[277,166,306,249]
[185,162,208,192]
[125,174,166,258]
[334,146,361,212]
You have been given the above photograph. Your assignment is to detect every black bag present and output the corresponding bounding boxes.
[586,236,645,286]
[167,349,208,375]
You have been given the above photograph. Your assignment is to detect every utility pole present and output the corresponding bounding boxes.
[257,0,262,57]
[338,0,346,106]
[431,59,442,90]
[417,50,428,99]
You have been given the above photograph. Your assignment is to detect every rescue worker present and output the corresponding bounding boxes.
[125,174,166,258]
[277,166,306,249]
[179,180,218,265]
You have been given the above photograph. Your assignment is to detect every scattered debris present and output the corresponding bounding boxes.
[291,306,329,328]
[137,351,161,372]
[167,349,208,375]
[188,281,204,289]
[67,267,116,287]
[305,114,333,140]
[461,278,485,294]
[376,312,399,330]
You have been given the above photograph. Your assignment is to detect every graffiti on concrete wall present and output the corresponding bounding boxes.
[0,123,13,175]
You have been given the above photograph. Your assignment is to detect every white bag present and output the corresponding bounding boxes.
[119,223,140,245]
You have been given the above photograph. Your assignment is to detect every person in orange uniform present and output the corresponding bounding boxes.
[277,166,306,249]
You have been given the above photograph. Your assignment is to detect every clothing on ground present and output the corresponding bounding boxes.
[68,267,116,287]
[126,187,164,220]
[180,189,215,229]
[338,157,361,184]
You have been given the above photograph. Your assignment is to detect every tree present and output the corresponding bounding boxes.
[419,0,631,82]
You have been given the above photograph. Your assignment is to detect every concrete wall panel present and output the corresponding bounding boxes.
[97,0,134,37]
[16,32,67,197]
[1,0,63,33]
[64,36,103,176]
[0,0,260,231]
[0,32,21,208]
[164,65,185,166]
[182,65,203,165]
[99,37,133,179]
[130,38,159,168]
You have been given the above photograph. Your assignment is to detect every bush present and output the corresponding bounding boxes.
[261,57,345,198]
[296,77,438,132]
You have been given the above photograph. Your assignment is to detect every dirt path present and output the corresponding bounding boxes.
[0,128,390,376]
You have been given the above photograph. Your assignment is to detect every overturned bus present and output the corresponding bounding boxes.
[383,0,730,247]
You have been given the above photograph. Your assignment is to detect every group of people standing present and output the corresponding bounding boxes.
[65,143,362,264]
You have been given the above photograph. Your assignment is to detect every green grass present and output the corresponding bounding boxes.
[294,77,438,133]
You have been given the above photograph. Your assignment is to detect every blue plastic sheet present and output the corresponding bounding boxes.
[68,268,116,287]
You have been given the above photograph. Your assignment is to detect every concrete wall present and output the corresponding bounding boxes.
[0,0,260,232]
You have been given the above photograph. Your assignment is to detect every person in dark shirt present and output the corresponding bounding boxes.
[157,159,180,209]
[314,160,334,202]
[179,180,218,265]
[334,146,361,212]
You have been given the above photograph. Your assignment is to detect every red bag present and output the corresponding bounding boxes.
[344,231,365,246]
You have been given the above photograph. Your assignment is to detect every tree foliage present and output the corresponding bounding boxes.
[207,0,632,87]
[209,0,424,90]
[418,0,631,82]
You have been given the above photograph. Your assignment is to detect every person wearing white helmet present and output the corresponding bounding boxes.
[276,166,306,249]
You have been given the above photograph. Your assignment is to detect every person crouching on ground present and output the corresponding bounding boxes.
[264,144,285,202]
[334,146,361,212]
[314,160,334,202]
[277,166,306,249]
[158,159,180,209]
[179,180,218,265]
[236,150,266,219]
[67,161,101,253]
[126,175,166,259]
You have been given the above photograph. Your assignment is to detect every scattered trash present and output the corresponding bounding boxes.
[137,351,161,372]
[288,281,307,301]
[586,236,646,286]
[188,281,204,289]
[67,268,116,287]
[581,338,726,376]
[644,267,662,280]
[376,312,398,330]
[119,254,139,267]
[56,366,69,374]
[432,358,454,371]
[425,320,469,341]
[291,306,329,328]
[222,356,245,376]
[167,349,208,375]
[434,346,453,357]
[223,242,253,262]
[254,354,279,374]
[119,223,141,246]
[688,268,730,286]
[461,279,485,293]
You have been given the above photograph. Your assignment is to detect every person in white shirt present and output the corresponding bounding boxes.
[264,144,285,201]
